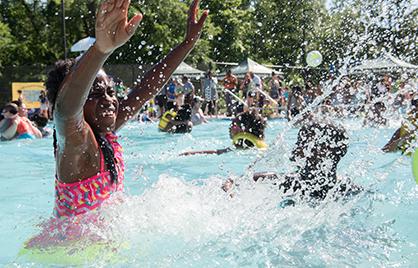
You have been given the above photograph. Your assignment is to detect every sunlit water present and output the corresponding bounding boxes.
[1,119,418,267]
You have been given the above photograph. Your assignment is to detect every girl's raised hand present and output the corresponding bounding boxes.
[185,0,208,43]
[95,0,142,54]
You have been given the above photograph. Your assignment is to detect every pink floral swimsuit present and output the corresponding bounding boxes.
[53,133,125,218]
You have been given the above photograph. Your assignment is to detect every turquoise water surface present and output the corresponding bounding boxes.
[1,119,418,267]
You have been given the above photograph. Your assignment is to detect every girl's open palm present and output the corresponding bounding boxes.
[95,0,142,54]
[185,0,208,43]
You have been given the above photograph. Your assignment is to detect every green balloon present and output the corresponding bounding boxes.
[413,148,418,183]
[306,51,323,67]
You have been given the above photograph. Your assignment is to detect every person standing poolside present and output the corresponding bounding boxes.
[223,70,238,116]
[287,86,306,121]
[249,72,264,108]
[39,90,50,119]
[182,76,195,106]
[42,0,207,220]
[203,70,219,117]
[269,72,280,100]
[166,78,178,109]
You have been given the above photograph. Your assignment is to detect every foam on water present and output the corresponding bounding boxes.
[2,116,418,266]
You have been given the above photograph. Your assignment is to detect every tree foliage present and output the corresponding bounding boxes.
[0,0,416,70]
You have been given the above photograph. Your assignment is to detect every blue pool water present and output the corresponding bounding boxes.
[2,119,418,267]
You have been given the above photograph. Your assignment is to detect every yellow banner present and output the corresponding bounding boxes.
[12,82,45,109]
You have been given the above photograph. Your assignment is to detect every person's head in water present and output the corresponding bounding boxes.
[291,122,349,178]
[46,59,118,134]
[1,103,19,119]
[192,96,203,110]
[229,109,267,149]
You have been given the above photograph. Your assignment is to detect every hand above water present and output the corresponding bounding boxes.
[184,0,209,44]
[95,0,143,54]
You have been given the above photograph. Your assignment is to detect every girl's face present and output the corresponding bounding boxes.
[83,74,119,134]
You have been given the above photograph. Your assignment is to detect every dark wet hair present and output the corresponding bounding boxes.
[411,97,418,109]
[292,122,348,164]
[46,59,77,108]
[46,59,118,183]
[11,100,22,108]
[230,109,266,139]
[31,114,48,128]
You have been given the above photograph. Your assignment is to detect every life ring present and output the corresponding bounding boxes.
[232,132,268,149]
[158,110,177,131]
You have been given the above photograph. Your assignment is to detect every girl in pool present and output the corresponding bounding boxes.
[45,0,207,219]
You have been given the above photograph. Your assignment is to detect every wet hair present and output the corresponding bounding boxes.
[411,97,418,109]
[46,59,118,183]
[230,109,266,139]
[31,114,48,128]
[46,59,77,108]
[292,122,349,164]
[11,100,22,108]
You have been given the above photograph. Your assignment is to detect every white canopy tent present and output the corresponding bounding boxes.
[173,62,204,78]
[227,58,279,78]
[70,37,96,52]
[350,53,418,74]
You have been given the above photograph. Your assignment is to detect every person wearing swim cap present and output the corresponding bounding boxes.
[26,0,208,248]
[179,109,267,156]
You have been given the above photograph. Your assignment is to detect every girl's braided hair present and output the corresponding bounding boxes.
[46,59,118,183]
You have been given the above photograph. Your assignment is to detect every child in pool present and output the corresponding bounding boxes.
[45,0,207,219]
[179,109,267,156]
[383,97,418,154]
[158,103,193,133]
[224,122,362,202]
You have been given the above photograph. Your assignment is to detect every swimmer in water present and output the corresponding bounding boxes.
[0,103,42,140]
[383,97,418,154]
[224,122,362,203]
[159,103,193,133]
[179,109,267,156]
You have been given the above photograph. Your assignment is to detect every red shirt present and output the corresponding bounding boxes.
[223,75,238,90]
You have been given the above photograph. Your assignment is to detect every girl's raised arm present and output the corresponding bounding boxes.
[55,0,142,125]
[115,0,208,130]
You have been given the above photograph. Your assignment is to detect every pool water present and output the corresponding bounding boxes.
[2,119,418,267]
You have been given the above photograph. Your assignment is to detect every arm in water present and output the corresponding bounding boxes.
[382,128,404,152]
[180,148,232,156]
[115,0,208,130]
